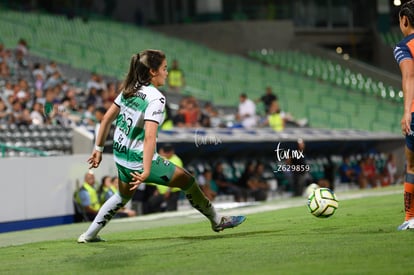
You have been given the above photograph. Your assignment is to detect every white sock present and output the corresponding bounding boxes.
[84,193,127,238]
[184,181,221,225]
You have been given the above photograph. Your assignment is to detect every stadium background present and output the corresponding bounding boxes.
[0,0,407,231]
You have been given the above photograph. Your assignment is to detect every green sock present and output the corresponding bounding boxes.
[184,181,221,225]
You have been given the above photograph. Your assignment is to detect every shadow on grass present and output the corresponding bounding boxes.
[113,229,281,243]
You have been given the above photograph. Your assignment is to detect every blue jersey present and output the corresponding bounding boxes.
[395,33,414,151]
[394,33,414,64]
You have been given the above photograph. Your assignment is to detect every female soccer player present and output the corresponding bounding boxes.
[395,1,414,230]
[78,50,245,242]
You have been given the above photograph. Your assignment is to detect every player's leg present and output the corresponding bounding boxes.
[167,165,246,232]
[398,145,414,230]
[398,108,414,231]
[78,165,135,242]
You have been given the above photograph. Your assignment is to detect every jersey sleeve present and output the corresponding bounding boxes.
[114,93,122,107]
[144,96,166,124]
[394,43,413,64]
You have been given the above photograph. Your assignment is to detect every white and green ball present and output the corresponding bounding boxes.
[307,187,339,218]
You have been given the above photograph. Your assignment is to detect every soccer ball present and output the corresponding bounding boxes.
[303,183,320,198]
[307,187,338,218]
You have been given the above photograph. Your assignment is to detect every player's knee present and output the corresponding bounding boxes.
[169,167,195,191]
[173,167,195,190]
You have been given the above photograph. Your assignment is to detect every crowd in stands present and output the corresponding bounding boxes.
[0,39,308,133]
[338,153,400,189]
[0,40,119,129]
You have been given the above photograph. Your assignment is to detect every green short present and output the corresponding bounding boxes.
[116,155,176,186]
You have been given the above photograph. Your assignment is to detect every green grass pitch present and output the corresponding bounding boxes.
[0,186,412,275]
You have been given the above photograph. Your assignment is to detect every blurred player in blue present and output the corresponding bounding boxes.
[78,49,245,242]
[394,0,414,230]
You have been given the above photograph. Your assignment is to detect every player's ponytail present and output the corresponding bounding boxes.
[121,50,166,98]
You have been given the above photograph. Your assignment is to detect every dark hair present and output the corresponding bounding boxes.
[400,1,414,26]
[95,106,106,114]
[120,49,166,98]
[161,143,174,152]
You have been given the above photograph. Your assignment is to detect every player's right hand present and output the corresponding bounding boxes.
[402,112,412,136]
[87,151,102,169]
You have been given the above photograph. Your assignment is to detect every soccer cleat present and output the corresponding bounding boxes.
[212,215,246,232]
[77,233,105,243]
[397,218,414,231]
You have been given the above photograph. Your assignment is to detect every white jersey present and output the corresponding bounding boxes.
[112,85,165,170]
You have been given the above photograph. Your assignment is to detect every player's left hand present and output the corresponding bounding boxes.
[129,171,149,190]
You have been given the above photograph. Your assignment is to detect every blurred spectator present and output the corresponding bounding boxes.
[173,96,205,128]
[0,98,11,124]
[183,97,200,127]
[161,103,174,130]
[45,61,59,77]
[43,70,62,90]
[256,86,278,114]
[249,162,270,201]
[87,72,106,92]
[262,100,285,132]
[382,153,398,186]
[213,161,244,202]
[197,168,217,201]
[81,103,96,127]
[201,101,219,127]
[98,175,116,205]
[237,161,257,200]
[236,93,257,128]
[338,156,359,184]
[106,81,119,102]
[93,106,113,153]
[74,171,101,221]
[10,100,31,126]
[16,38,28,56]
[198,102,213,127]
[237,161,269,201]
[61,88,80,114]
[0,43,10,77]
[291,139,312,196]
[0,59,10,78]
[15,48,28,69]
[30,101,46,125]
[360,156,380,188]
[2,81,14,98]
[173,103,186,127]
[167,59,185,93]
[32,62,45,80]
[86,87,103,107]
[54,100,75,127]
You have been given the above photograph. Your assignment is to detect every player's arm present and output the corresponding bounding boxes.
[128,120,158,190]
[142,120,158,178]
[130,96,166,190]
[88,103,120,168]
[400,59,414,135]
